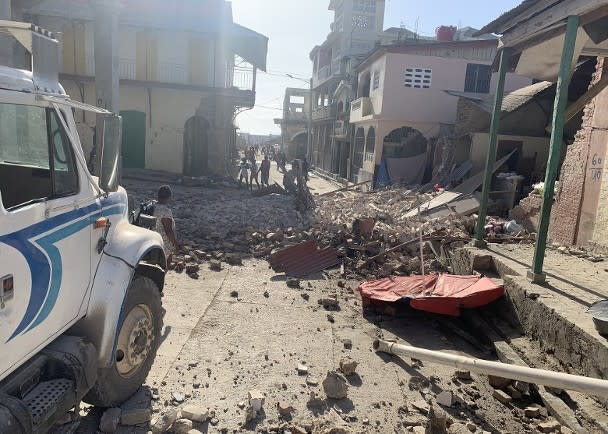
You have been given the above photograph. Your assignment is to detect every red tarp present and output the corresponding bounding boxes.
[356,274,504,317]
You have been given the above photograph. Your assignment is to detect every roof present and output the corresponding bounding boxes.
[356,38,498,71]
[445,80,554,114]
[475,0,541,36]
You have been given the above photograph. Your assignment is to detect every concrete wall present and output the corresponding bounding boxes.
[469,133,550,175]
[63,81,204,173]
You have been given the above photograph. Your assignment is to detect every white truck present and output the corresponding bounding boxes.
[0,22,165,433]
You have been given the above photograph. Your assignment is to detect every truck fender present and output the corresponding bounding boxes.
[72,222,166,368]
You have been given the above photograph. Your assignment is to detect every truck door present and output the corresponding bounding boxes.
[0,102,93,379]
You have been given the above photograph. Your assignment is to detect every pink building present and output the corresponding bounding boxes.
[349,40,532,184]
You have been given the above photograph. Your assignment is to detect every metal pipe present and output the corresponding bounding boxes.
[374,340,608,398]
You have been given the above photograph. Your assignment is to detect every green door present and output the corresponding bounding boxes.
[121,110,146,169]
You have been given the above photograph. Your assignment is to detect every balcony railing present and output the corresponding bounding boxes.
[333,120,348,138]
[119,59,137,80]
[350,97,374,122]
[159,62,187,84]
[312,104,336,121]
[313,57,345,87]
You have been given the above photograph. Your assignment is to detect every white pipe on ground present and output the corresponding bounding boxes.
[374,340,608,398]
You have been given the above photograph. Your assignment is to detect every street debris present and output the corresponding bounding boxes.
[322,371,349,399]
[269,240,341,277]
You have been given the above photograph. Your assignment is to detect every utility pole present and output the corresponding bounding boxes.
[308,77,313,161]
[93,0,120,175]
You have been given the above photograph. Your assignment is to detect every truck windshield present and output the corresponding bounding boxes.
[0,103,79,210]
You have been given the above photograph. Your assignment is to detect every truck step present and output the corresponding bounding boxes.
[23,379,75,428]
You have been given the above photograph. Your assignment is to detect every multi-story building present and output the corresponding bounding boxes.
[18,0,267,176]
[274,87,311,160]
[349,38,532,184]
[308,0,387,180]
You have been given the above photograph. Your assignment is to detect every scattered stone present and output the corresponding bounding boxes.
[301,292,310,301]
[506,385,522,399]
[327,314,335,323]
[209,417,219,426]
[181,405,209,422]
[426,404,447,433]
[513,381,529,394]
[411,400,430,415]
[322,371,349,399]
[173,418,194,434]
[297,363,309,375]
[318,297,339,310]
[436,391,454,407]
[263,290,270,298]
[99,408,121,433]
[488,375,512,389]
[277,401,294,417]
[151,409,178,434]
[230,290,239,298]
[172,391,185,403]
[343,339,352,349]
[537,420,561,433]
[338,357,358,376]
[455,370,472,381]
[466,421,477,432]
[402,415,424,427]
[286,278,301,288]
[185,264,200,274]
[209,261,222,271]
[306,377,319,386]
[524,406,540,418]
[492,389,512,404]
[248,389,265,412]
[120,408,152,426]
[187,430,203,434]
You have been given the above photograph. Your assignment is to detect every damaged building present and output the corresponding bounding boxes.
[18,0,268,176]
[274,87,311,160]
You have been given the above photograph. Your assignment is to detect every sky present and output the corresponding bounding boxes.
[231,0,522,135]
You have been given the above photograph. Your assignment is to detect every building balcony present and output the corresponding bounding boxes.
[312,104,336,121]
[333,120,349,139]
[349,97,374,123]
[312,57,345,88]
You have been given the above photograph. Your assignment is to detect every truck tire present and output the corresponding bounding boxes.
[84,276,162,407]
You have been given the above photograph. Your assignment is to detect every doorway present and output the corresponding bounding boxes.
[183,116,210,176]
[120,110,146,169]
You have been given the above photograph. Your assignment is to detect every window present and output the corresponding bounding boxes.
[0,104,79,210]
[372,71,380,90]
[464,63,492,93]
[404,68,432,88]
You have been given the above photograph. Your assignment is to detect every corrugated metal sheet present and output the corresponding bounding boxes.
[269,241,341,277]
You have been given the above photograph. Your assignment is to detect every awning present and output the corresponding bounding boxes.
[229,23,268,72]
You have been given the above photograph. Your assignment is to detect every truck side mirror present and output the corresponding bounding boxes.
[99,115,122,193]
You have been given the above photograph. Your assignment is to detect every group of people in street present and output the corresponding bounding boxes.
[238,146,272,190]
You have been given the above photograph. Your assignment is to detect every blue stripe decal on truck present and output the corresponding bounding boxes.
[0,196,124,341]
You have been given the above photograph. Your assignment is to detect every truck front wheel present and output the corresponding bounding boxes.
[84,276,163,407]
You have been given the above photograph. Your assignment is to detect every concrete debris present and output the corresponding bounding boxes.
[297,363,309,375]
[99,408,121,433]
[338,357,357,376]
[426,404,448,433]
[492,389,512,404]
[180,405,209,423]
[209,261,223,271]
[436,391,454,407]
[318,297,339,310]
[151,409,178,434]
[173,418,194,434]
[537,420,561,433]
[487,375,512,389]
[524,406,541,418]
[411,400,430,415]
[171,391,185,403]
[322,371,349,399]
[287,278,301,288]
[454,370,472,381]
[120,407,152,426]
[277,401,294,417]
[248,389,265,412]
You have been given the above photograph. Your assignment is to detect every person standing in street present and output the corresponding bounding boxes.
[154,185,179,264]
[249,158,260,190]
[260,155,271,187]
[238,158,250,189]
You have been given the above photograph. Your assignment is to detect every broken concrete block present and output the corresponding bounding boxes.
[181,405,209,423]
[411,400,430,415]
[187,430,203,434]
[277,401,294,417]
[436,391,454,407]
[513,380,529,394]
[455,370,472,381]
[322,371,349,399]
[286,278,301,288]
[427,404,448,433]
[537,420,561,433]
[492,389,512,404]
[185,264,200,274]
[488,375,512,389]
[248,389,265,412]
[338,357,357,376]
[297,363,309,375]
[318,297,339,310]
[171,391,185,403]
[524,406,540,418]
[151,409,178,434]
[306,377,319,386]
[120,408,151,426]
[99,408,121,433]
[173,418,193,434]
[506,385,522,400]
